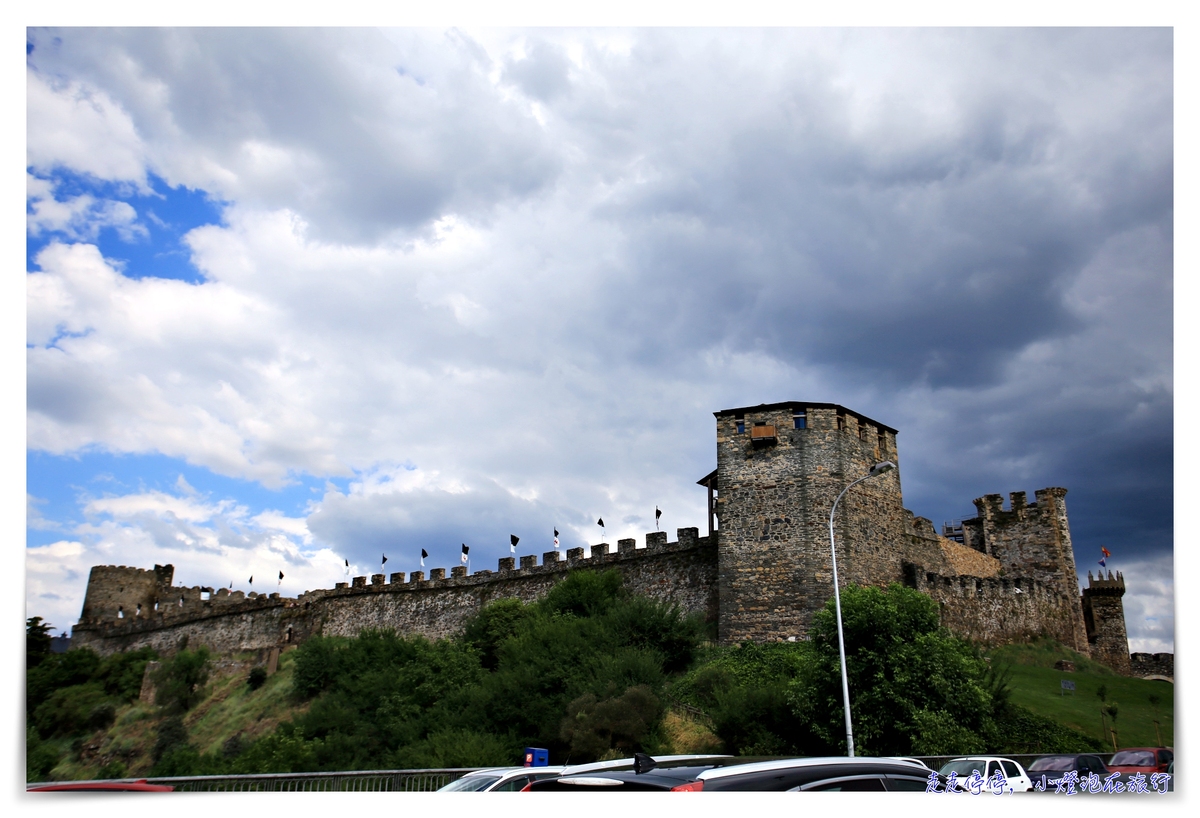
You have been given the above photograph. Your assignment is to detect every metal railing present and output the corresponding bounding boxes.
[142,768,476,792]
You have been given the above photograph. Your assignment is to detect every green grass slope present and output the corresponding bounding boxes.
[987,640,1173,750]
[45,650,306,781]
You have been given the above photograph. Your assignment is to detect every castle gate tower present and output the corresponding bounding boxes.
[712,402,907,642]
[1082,570,1133,675]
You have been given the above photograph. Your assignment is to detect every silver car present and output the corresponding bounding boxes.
[438,766,565,792]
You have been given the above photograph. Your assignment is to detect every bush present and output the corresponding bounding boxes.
[152,715,190,763]
[31,683,114,738]
[97,760,127,780]
[153,646,211,713]
[248,667,268,691]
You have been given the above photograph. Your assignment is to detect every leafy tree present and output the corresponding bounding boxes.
[560,685,664,759]
[26,649,102,716]
[248,667,268,690]
[26,617,54,668]
[788,583,993,756]
[153,646,211,713]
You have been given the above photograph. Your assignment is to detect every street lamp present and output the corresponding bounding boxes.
[827,460,896,758]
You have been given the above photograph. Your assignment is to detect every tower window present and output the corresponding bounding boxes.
[793,410,806,429]
[837,411,847,431]
[859,425,868,441]
[878,430,886,450]
[735,414,745,434]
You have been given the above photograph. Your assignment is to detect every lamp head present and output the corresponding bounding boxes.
[868,461,896,478]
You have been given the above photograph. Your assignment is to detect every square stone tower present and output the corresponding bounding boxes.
[713,402,907,642]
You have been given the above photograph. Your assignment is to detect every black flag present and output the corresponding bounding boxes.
[382,553,388,566]
[553,528,559,549]
[655,506,662,530]
[249,575,253,585]
[229,581,233,589]
[278,571,284,586]
[510,534,519,555]
[420,548,428,567]
[461,544,470,564]
[597,518,604,527]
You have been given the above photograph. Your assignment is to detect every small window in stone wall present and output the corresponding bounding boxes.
[735,414,745,434]
[877,429,886,450]
[793,410,806,429]
[117,606,124,619]
[153,600,159,611]
[136,603,142,616]
[179,596,184,607]
[201,590,210,601]
[859,425,868,441]
[837,411,847,431]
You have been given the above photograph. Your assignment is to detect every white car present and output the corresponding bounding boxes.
[938,757,1033,793]
[438,766,565,792]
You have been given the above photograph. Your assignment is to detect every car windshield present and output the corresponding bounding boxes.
[939,760,988,777]
[1029,757,1075,772]
[439,774,504,791]
[1111,751,1156,766]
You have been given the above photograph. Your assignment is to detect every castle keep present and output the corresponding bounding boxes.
[71,401,1135,674]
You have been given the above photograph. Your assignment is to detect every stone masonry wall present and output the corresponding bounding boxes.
[71,529,718,657]
[1129,653,1174,681]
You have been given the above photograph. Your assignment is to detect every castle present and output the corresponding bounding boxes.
[71,401,1142,675]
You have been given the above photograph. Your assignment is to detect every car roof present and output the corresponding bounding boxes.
[698,756,929,781]
[561,754,733,775]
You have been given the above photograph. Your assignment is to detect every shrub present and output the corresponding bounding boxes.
[247,667,268,691]
[153,646,211,713]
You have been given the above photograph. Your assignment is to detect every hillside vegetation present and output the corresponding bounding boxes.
[28,576,1166,781]
[985,640,1173,749]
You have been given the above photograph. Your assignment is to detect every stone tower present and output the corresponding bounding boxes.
[712,402,907,642]
[79,564,175,625]
[1081,570,1132,675]
[959,490,1091,655]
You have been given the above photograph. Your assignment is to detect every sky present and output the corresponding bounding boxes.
[23,26,1175,652]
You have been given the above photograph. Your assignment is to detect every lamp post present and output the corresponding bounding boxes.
[827,460,896,758]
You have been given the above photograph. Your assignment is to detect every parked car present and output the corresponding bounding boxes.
[938,757,1033,792]
[27,779,174,792]
[1107,747,1173,776]
[1027,753,1111,784]
[525,754,948,792]
[438,766,565,791]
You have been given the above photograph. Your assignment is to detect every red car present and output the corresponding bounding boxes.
[1108,748,1173,776]
[27,779,174,792]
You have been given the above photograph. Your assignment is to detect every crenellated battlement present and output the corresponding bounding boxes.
[71,528,718,656]
[1085,569,1126,594]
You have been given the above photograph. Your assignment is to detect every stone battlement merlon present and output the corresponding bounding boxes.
[1085,569,1126,592]
[74,528,714,636]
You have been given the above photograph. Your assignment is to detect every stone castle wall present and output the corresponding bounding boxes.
[71,530,718,657]
[1130,652,1174,681]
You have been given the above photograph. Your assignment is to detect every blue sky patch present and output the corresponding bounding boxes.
[26,450,338,549]
[27,170,225,283]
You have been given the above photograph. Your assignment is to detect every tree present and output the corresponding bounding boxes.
[153,646,211,713]
[787,583,993,756]
[26,617,54,668]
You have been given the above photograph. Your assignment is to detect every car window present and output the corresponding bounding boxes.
[1001,760,1020,778]
[1159,751,1173,764]
[884,776,931,792]
[939,760,986,777]
[1029,757,1073,772]
[801,776,888,792]
[1112,751,1155,766]
[440,774,504,791]
[493,775,531,791]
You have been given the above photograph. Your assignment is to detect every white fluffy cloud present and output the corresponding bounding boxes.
[25,28,1173,644]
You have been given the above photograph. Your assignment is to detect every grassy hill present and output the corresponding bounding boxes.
[43,650,305,782]
[986,639,1173,750]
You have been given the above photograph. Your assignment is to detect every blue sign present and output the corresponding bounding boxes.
[524,747,549,767]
